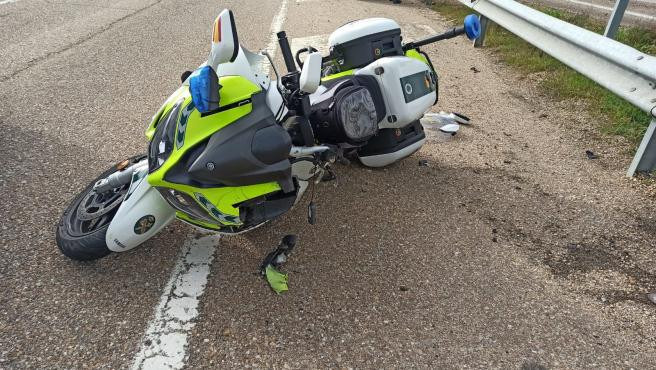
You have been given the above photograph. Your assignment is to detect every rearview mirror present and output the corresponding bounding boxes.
[208,9,239,68]
[299,52,322,94]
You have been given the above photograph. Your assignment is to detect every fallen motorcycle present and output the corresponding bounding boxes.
[56,9,481,260]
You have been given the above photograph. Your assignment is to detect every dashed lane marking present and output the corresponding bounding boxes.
[260,0,290,75]
[130,0,290,368]
[130,235,219,369]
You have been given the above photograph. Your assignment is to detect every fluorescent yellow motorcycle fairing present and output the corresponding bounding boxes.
[145,75,293,231]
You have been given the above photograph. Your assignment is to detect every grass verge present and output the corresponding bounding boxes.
[430,0,656,146]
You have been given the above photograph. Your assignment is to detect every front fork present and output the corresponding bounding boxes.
[104,159,176,252]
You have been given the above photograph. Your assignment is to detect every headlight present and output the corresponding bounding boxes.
[148,99,183,172]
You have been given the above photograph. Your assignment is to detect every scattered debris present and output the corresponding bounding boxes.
[648,292,656,305]
[399,286,410,292]
[439,123,460,135]
[418,159,429,167]
[260,235,297,294]
[265,266,288,294]
[470,66,480,73]
[586,150,599,160]
[503,160,512,164]
[492,237,498,243]
[420,112,471,138]
[538,113,548,118]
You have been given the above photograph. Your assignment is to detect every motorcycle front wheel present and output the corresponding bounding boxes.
[56,155,146,261]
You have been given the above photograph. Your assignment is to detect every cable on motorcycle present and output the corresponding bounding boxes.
[261,50,286,122]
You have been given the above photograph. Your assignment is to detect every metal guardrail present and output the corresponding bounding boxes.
[604,0,629,39]
[458,0,656,176]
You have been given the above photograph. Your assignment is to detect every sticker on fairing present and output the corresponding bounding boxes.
[400,70,436,103]
[134,215,156,235]
[124,169,147,201]
[194,192,240,224]
[176,100,195,149]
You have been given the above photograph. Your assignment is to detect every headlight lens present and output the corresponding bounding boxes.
[148,99,183,172]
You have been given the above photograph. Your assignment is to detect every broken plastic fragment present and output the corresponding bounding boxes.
[265,265,289,294]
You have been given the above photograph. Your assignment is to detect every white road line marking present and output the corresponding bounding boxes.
[291,34,330,56]
[260,0,290,75]
[131,1,289,369]
[564,0,656,21]
[131,235,220,370]
[0,0,20,5]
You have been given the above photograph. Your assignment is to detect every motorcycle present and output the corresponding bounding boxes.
[56,9,481,260]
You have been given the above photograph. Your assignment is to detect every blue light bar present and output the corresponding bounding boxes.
[189,65,220,114]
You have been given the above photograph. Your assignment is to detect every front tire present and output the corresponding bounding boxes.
[56,155,145,261]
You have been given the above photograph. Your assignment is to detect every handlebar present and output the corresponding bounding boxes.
[402,26,466,51]
[277,31,298,73]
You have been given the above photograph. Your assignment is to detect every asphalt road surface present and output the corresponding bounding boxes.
[1,0,655,368]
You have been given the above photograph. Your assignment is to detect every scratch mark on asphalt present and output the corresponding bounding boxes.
[0,0,164,83]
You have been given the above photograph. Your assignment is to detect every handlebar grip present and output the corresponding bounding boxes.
[277,31,297,73]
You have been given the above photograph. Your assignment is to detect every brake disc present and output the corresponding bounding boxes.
[76,186,128,221]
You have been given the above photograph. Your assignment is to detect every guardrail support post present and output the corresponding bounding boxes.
[474,15,489,47]
[627,118,656,176]
[604,0,629,39]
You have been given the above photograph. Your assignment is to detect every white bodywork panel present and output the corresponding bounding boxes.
[183,47,271,90]
[359,137,426,167]
[299,52,322,94]
[357,56,436,129]
[181,46,285,121]
[328,18,400,46]
[106,161,176,252]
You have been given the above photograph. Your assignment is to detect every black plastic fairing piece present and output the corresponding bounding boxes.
[184,92,294,193]
[181,70,192,83]
[148,101,182,173]
[228,10,240,62]
[358,120,425,157]
[329,28,403,71]
[240,192,296,225]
